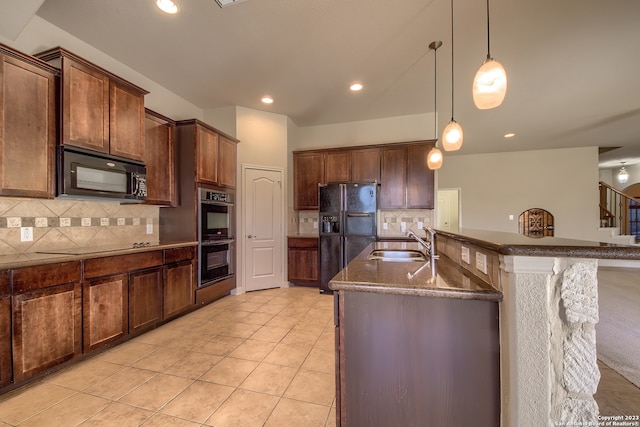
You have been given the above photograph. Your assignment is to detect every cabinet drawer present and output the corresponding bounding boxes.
[288,237,319,249]
[84,251,163,279]
[12,261,82,293]
[164,246,196,264]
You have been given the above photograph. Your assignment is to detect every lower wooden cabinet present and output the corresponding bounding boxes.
[83,274,129,352]
[129,267,163,334]
[0,270,11,388]
[11,261,82,382]
[287,237,319,286]
[164,261,196,320]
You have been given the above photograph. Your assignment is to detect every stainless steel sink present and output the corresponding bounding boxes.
[368,249,427,262]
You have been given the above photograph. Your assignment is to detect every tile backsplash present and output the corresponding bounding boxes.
[292,209,434,238]
[0,199,159,256]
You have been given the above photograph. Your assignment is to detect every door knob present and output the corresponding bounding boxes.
[247,234,254,239]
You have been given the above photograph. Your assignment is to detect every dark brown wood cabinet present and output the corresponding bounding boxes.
[145,109,177,206]
[325,151,351,183]
[176,119,239,189]
[82,274,129,352]
[129,267,163,333]
[0,271,11,388]
[293,152,325,210]
[380,141,435,209]
[287,237,319,286]
[163,247,196,320]
[35,47,147,162]
[0,44,57,198]
[335,290,500,427]
[351,147,380,182]
[11,262,82,382]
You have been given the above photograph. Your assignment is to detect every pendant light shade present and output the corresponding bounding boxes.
[442,119,464,151]
[473,58,507,109]
[473,0,507,109]
[428,40,443,170]
[427,146,444,170]
[618,162,629,184]
[442,0,463,151]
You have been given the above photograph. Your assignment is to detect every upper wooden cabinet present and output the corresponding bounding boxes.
[293,151,325,210]
[380,141,435,209]
[351,147,380,182]
[0,44,57,198]
[176,119,239,189]
[325,151,351,183]
[145,109,176,206]
[35,47,148,162]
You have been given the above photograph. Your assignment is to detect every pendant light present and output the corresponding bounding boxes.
[442,0,463,151]
[427,41,444,170]
[472,0,507,109]
[618,162,629,184]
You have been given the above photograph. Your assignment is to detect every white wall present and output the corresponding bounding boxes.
[0,15,203,121]
[437,147,602,241]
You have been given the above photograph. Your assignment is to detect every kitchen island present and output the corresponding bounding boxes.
[331,230,640,427]
[329,241,502,427]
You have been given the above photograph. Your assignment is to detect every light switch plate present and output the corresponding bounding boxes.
[476,252,488,275]
[461,246,470,264]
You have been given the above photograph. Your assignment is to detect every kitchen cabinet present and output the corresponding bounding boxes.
[145,109,177,206]
[35,47,147,162]
[0,270,10,388]
[335,290,500,426]
[351,147,380,182]
[176,119,239,189]
[293,151,325,210]
[325,151,351,183]
[129,267,164,333]
[163,246,196,320]
[0,44,57,198]
[82,274,128,352]
[380,141,435,209]
[11,261,82,382]
[287,237,319,286]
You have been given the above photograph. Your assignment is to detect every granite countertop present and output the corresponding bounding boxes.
[287,233,319,238]
[436,228,640,259]
[0,241,198,269]
[329,241,502,302]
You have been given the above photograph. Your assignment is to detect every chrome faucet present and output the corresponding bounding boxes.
[407,228,439,277]
[407,230,431,251]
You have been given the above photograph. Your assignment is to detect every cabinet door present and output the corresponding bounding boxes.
[129,267,163,333]
[380,146,407,209]
[164,260,196,320]
[83,274,129,352]
[0,270,10,387]
[218,135,237,188]
[195,125,219,185]
[145,110,176,205]
[62,57,110,153]
[0,53,56,198]
[12,282,82,382]
[287,238,319,285]
[325,151,351,183]
[406,143,435,208]
[351,147,380,183]
[294,152,325,210]
[110,80,145,161]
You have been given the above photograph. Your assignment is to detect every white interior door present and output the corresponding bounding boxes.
[243,167,283,292]
[437,189,460,232]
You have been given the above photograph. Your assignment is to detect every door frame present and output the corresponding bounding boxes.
[238,163,286,294]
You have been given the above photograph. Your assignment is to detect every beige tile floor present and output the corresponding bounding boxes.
[0,286,637,426]
[0,286,336,427]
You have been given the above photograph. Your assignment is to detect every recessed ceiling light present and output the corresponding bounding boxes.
[156,0,178,14]
[350,82,363,92]
[215,0,250,8]
[504,133,515,138]
[261,96,274,104]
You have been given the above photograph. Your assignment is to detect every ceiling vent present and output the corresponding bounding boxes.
[215,0,249,7]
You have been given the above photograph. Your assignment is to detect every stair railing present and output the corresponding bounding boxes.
[599,181,639,238]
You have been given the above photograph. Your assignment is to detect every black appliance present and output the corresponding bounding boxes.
[319,182,377,293]
[57,146,146,203]
[198,188,235,287]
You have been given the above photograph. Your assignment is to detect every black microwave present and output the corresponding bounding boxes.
[57,147,147,203]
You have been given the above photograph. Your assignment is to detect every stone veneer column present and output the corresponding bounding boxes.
[500,256,600,427]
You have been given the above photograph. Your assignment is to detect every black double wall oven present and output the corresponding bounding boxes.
[198,187,234,288]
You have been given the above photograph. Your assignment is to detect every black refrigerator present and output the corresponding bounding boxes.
[319,182,378,293]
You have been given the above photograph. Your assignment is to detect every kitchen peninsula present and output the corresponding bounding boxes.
[331,229,640,427]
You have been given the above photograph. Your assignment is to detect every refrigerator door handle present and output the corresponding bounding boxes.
[346,213,371,217]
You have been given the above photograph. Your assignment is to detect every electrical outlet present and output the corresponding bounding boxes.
[400,222,406,232]
[21,227,33,242]
[461,246,470,264]
[313,221,318,229]
[383,222,388,230]
[418,221,424,229]
[476,252,488,275]
[146,223,153,234]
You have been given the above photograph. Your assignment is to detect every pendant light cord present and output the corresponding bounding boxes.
[450,0,455,121]
[434,45,438,138]
[486,0,492,60]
